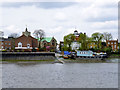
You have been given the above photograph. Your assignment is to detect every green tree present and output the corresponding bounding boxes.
[78,33,90,50]
[92,32,103,49]
[64,34,75,51]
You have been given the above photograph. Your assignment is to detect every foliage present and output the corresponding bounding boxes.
[2,50,7,52]
[64,34,75,51]
[32,47,36,52]
[78,33,91,50]
[104,45,112,54]
[17,50,20,52]
[92,32,103,49]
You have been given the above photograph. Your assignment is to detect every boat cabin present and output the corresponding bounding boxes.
[77,51,93,56]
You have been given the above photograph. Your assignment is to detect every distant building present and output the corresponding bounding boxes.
[15,28,38,51]
[106,39,118,52]
[40,37,57,51]
[88,42,97,49]
[0,37,12,50]
[71,30,86,50]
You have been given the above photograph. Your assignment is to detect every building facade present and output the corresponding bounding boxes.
[15,28,38,51]
[106,39,118,51]
[0,37,12,51]
[40,37,57,51]
[88,42,97,49]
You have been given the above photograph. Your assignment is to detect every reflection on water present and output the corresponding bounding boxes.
[1,58,119,88]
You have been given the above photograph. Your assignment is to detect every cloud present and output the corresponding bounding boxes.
[0,1,118,42]
[0,25,22,37]
[91,20,117,29]
[1,2,77,9]
[54,12,67,21]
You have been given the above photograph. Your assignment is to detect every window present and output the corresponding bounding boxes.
[112,45,113,49]
[1,42,3,45]
[5,43,7,45]
[108,42,110,44]
[27,44,30,48]
[9,43,11,45]
[111,42,113,44]
[114,45,116,48]
[114,42,116,44]
[1,46,3,49]
[18,42,22,48]
[90,46,92,48]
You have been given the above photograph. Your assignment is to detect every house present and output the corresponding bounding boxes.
[15,28,38,51]
[88,42,97,49]
[106,39,118,52]
[40,37,57,51]
[71,30,86,50]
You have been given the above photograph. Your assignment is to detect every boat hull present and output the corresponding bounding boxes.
[75,56,105,60]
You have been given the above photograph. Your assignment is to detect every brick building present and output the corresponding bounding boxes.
[88,42,97,49]
[15,28,38,51]
[0,37,12,50]
[106,39,118,51]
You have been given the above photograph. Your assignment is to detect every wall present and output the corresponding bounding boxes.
[2,52,55,60]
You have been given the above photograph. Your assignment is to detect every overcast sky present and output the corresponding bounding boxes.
[0,0,119,43]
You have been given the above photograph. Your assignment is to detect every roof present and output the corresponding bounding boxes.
[41,37,53,42]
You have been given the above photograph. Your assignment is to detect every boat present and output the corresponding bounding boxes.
[76,51,107,60]
[63,55,69,59]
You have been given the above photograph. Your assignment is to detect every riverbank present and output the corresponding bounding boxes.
[2,52,55,60]
[1,58,119,64]
[108,54,120,58]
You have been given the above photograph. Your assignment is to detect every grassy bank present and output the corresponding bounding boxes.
[108,54,120,58]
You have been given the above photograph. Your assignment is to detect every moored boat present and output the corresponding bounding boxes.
[76,51,107,60]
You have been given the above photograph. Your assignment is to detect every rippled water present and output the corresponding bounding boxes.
[1,58,119,88]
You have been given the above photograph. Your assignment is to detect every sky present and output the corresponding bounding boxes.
[0,0,119,43]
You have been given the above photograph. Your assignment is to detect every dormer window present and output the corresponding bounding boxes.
[18,42,22,48]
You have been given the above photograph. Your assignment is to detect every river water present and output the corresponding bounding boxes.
[1,58,119,88]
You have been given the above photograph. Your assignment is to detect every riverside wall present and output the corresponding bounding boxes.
[2,52,55,60]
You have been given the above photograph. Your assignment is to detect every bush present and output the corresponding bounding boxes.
[17,50,20,52]
[2,50,7,52]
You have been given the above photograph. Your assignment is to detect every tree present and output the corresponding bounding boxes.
[8,33,19,51]
[8,33,19,38]
[78,33,90,50]
[64,34,75,51]
[103,32,112,42]
[0,31,4,37]
[33,29,45,49]
[92,32,104,49]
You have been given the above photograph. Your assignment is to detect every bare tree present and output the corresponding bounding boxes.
[8,33,19,38]
[33,29,45,48]
[0,31,4,37]
[103,32,112,41]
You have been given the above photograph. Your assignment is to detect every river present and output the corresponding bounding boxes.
[1,58,119,88]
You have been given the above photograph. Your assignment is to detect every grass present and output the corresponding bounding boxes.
[110,54,120,56]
